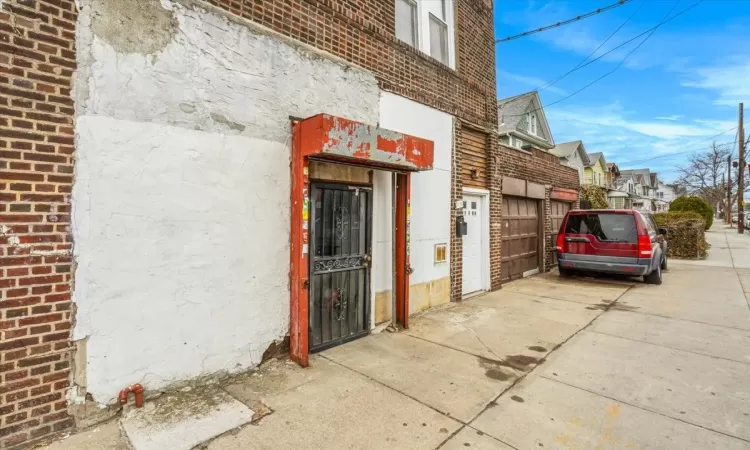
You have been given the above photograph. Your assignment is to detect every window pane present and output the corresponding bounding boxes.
[429,14,448,64]
[396,0,417,47]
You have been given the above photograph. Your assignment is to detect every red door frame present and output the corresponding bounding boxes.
[290,121,311,366]
[395,173,411,329]
[290,115,432,367]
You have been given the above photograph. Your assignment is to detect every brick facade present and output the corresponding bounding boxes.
[494,144,580,283]
[0,0,77,447]
[450,140,581,300]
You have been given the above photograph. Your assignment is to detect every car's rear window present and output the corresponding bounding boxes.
[564,213,638,243]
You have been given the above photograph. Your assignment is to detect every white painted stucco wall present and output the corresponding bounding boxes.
[72,0,379,404]
[375,93,452,315]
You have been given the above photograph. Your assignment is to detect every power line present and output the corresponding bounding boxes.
[538,0,647,93]
[496,0,633,44]
[618,125,739,166]
[541,0,686,110]
[503,1,702,117]
[544,3,696,85]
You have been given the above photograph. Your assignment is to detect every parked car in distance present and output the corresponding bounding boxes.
[555,209,668,284]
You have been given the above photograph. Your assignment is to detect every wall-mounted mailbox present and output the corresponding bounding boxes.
[456,216,467,237]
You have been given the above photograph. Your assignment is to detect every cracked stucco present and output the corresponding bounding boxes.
[90,0,178,55]
[72,0,379,404]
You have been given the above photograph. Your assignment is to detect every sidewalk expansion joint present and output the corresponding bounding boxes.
[586,329,750,366]
[434,282,635,450]
[725,230,750,314]
[318,354,467,426]
[537,374,750,444]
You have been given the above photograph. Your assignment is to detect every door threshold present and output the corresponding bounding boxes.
[462,290,488,300]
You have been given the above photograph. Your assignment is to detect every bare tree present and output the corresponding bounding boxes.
[674,142,745,215]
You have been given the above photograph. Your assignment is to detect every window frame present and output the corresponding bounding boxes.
[394,0,455,68]
[528,113,537,136]
[428,12,449,65]
[395,0,419,48]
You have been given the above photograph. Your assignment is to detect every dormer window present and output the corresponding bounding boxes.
[527,113,537,136]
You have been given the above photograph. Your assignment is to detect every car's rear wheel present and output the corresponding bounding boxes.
[559,267,574,277]
[644,264,662,285]
[661,254,668,271]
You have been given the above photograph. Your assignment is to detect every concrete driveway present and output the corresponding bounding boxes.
[43,226,750,450]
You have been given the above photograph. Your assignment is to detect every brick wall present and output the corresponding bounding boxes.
[0,0,77,447]
[486,132,502,290]
[204,0,498,131]
[495,145,581,191]
[496,144,580,282]
[449,119,463,301]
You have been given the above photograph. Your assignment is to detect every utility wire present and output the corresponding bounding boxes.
[541,0,685,111]
[618,125,738,166]
[538,0,647,93]
[496,0,633,43]
[503,0,702,117]
[544,1,697,84]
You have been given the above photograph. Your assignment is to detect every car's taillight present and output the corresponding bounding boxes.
[634,213,652,257]
[556,232,565,253]
[637,235,652,257]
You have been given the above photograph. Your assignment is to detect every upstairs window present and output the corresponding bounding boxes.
[528,113,537,135]
[429,14,448,64]
[395,0,455,67]
[396,0,419,47]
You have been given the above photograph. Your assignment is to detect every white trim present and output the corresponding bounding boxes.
[507,130,551,150]
[528,93,555,146]
[414,0,456,69]
[461,187,491,296]
[462,187,490,195]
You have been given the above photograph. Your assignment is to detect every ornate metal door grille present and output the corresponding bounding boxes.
[309,183,372,352]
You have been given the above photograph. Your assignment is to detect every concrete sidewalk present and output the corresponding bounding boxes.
[41,224,750,450]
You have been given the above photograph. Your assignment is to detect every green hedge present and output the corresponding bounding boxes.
[669,196,713,230]
[653,211,707,259]
[653,211,704,225]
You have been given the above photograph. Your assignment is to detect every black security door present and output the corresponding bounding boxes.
[309,183,371,352]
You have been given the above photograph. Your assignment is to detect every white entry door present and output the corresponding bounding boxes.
[462,194,484,295]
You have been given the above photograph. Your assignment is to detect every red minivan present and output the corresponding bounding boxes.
[555,210,668,285]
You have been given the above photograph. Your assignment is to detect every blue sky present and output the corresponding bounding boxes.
[494,0,750,182]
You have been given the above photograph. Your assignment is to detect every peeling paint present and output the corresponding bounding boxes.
[179,102,197,113]
[210,112,246,132]
[72,0,379,404]
[90,0,178,55]
[302,114,434,170]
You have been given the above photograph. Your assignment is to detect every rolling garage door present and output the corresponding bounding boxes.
[502,197,539,282]
[550,201,571,264]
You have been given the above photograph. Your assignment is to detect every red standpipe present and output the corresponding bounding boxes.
[118,384,144,408]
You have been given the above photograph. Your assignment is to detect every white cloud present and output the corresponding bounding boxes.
[497,70,568,96]
[655,115,682,121]
[680,59,750,107]
[546,103,736,178]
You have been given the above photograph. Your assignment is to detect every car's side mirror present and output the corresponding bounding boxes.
[658,228,667,237]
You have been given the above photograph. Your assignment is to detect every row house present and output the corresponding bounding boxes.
[0,0,580,446]
[495,92,580,281]
[615,169,670,211]
[550,139,673,212]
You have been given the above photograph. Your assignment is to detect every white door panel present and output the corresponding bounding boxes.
[462,194,484,295]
